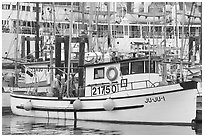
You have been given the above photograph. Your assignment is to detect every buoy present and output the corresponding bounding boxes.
[73,99,82,110]
[24,100,32,111]
[103,98,114,111]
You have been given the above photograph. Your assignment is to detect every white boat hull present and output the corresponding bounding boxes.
[10,81,197,124]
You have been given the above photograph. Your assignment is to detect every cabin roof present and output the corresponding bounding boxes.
[83,56,161,68]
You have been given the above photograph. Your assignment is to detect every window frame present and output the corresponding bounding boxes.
[145,61,155,73]
[130,61,144,74]
[94,67,105,79]
[120,62,129,75]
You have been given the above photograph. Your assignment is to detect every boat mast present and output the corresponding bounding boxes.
[175,2,179,58]
[107,2,111,48]
[50,3,56,85]
[35,2,40,60]
[180,2,185,82]
[95,2,99,51]
[15,2,20,86]
[88,2,94,51]
[199,3,202,64]
[78,2,86,97]
[66,2,74,97]
[162,2,167,83]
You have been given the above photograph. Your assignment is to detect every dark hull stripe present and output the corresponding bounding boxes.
[16,104,144,112]
[11,88,190,101]
[77,119,192,126]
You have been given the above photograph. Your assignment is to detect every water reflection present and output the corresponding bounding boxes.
[2,115,202,135]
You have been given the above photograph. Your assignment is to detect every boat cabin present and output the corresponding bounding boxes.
[84,56,161,97]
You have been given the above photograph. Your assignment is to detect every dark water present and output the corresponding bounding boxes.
[2,114,202,135]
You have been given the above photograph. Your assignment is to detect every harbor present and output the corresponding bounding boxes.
[2,2,202,135]
[2,115,202,135]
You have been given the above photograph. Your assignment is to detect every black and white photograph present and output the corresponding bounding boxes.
[1,1,202,135]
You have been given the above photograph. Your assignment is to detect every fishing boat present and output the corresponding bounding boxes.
[10,55,198,124]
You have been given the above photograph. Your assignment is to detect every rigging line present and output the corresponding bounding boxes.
[182,46,194,60]
[183,2,196,54]
[5,3,21,58]
[6,3,14,21]
[77,2,81,38]
[24,2,30,35]
[42,6,49,35]
[5,36,16,58]
[14,2,23,58]
[21,50,36,61]
[94,2,100,49]
[19,3,28,36]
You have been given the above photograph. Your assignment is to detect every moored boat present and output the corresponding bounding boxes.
[10,56,198,125]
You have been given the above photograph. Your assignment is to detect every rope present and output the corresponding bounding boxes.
[182,2,196,60]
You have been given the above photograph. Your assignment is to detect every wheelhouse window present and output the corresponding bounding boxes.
[94,67,104,79]
[131,61,144,74]
[145,61,155,73]
[120,62,129,75]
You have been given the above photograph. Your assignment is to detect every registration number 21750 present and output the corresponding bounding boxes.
[91,85,118,96]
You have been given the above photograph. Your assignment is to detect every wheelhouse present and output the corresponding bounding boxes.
[84,56,161,97]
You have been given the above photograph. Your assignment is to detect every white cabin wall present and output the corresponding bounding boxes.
[85,63,120,86]
[85,62,161,96]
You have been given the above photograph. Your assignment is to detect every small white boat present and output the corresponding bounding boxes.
[10,56,198,125]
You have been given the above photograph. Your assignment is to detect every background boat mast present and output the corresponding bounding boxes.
[15,2,20,86]
[162,2,167,83]
[200,3,202,64]
[78,2,86,97]
[180,2,185,82]
[35,2,40,60]
[49,3,56,86]
[66,2,74,97]
[175,2,179,58]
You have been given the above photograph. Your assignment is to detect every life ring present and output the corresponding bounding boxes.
[106,66,118,81]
